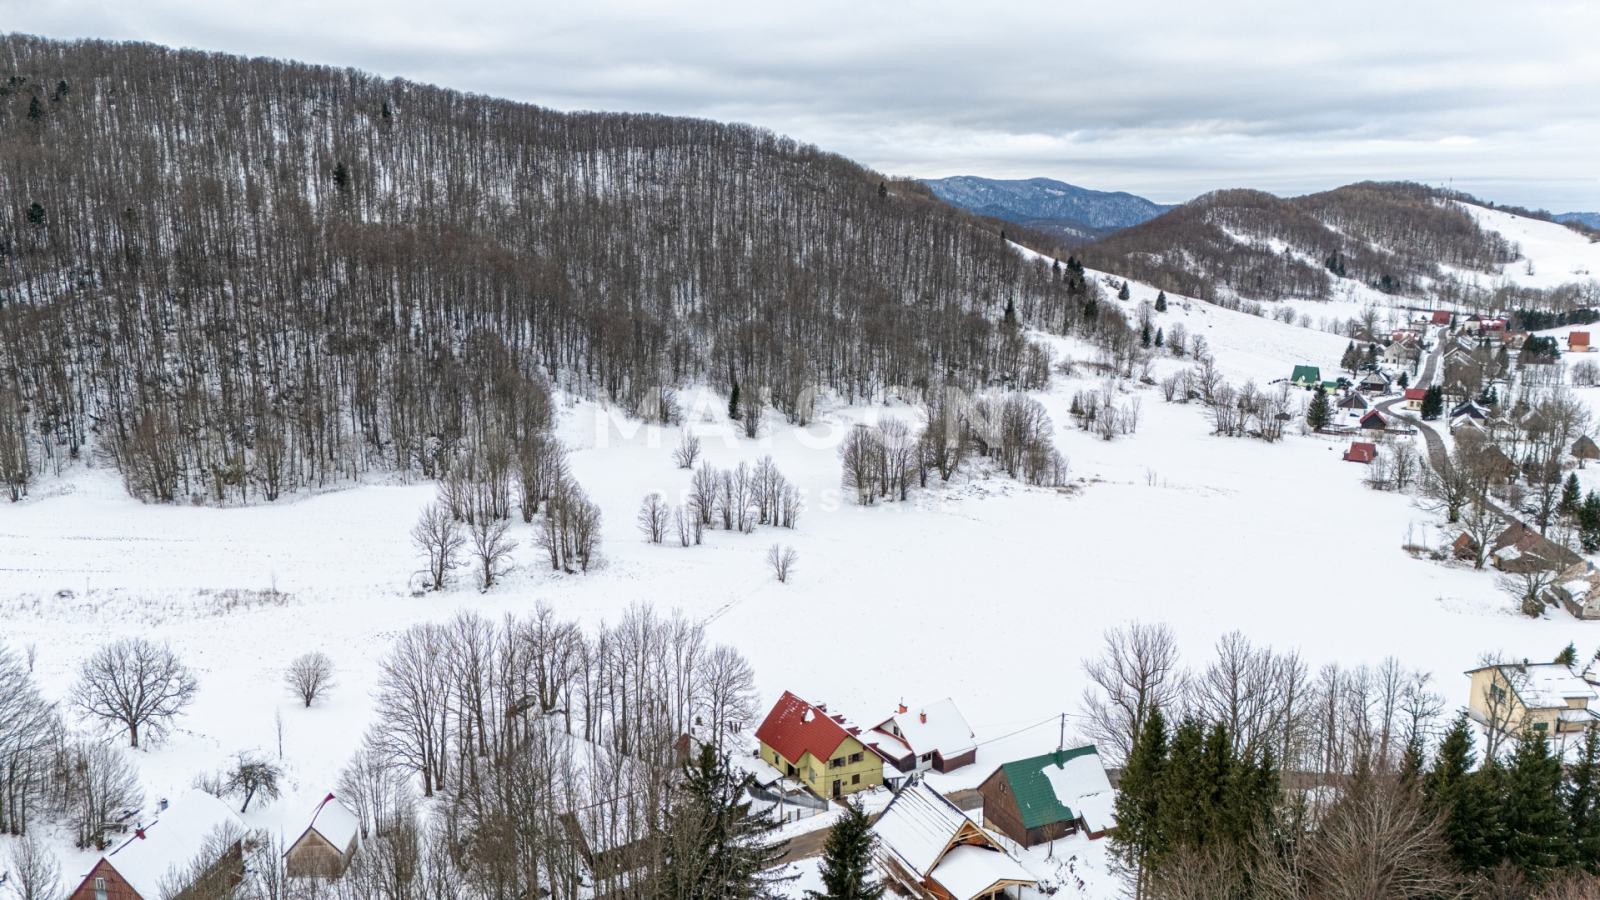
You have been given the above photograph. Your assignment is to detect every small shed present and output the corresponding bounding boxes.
[285,793,361,879]
[1431,310,1453,326]
[1574,435,1600,468]
[1358,370,1393,393]
[1344,442,1377,464]
[977,746,1117,846]
[1359,410,1388,432]
[1337,392,1369,412]
[1570,332,1592,352]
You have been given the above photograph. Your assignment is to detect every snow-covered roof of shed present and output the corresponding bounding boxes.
[102,790,245,899]
[1040,751,1117,832]
[294,794,360,853]
[875,698,976,757]
[927,844,1035,899]
[871,780,975,877]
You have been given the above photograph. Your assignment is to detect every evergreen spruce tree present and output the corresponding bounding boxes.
[1118,282,1131,301]
[1112,709,1168,893]
[25,202,45,227]
[1582,492,1600,553]
[1557,642,1579,666]
[26,94,42,120]
[1399,735,1425,789]
[1453,762,1508,872]
[807,799,883,900]
[1306,388,1331,432]
[1340,341,1359,372]
[659,744,789,900]
[1156,719,1209,859]
[1154,291,1167,312]
[1560,473,1582,517]
[1502,729,1571,878]
[729,379,741,421]
[1398,370,1409,388]
[1140,321,1152,348]
[1421,385,1444,421]
[1154,328,1164,349]
[332,161,350,193]
[1003,296,1017,325]
[1568,727,1600,871]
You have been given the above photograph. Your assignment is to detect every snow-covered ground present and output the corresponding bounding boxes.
[1454,202,1600,292]
[5,254,1600,896]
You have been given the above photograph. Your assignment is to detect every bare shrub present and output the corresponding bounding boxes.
[285,651,335,707]
[767,544,797,583]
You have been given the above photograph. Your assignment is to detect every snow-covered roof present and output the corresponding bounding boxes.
[926,844,1035,900]
[874,698,976,758]
[101,791,245,899]
[1039,750,1117,832]
[293,794,360,854]
[1477,662,1600,709]
[872,780,977,877]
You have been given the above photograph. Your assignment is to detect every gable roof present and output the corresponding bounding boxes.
[94,791,245,900]
[1467,662,1598,710]
[1360,410,1386,428]
[993,745,1115,831]
[1403,388,1427,401]
[1344,442,1377,462]
[1290,365,1321,383]
[756,691,853,763]
[289,793,360,856]
[1431,310,1453,325]
[1359,370,1392,384]
[1337,392,1369,410]
[872,698,976,759]
[1571,331,1591,347]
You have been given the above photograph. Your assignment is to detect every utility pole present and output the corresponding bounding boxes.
[1058,712,1065,754]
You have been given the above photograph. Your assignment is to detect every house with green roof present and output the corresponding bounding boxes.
[975,745,1117,846]
[1290,365,1321,387]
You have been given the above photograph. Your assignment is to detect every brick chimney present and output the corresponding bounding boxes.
[919,711,927,724]
[135,828,146,839]
[897,702,907,714]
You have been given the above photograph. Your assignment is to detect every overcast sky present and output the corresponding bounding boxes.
[6,0,1599,210]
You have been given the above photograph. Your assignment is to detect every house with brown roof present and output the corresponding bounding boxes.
[867,698,978,775]
[1570,332,1592,352]
[1344,441,1377,463]
[1490,523,1583,574]
[1574,435,1600,468]
[1547,562,1600,620]
[755,691,883,799]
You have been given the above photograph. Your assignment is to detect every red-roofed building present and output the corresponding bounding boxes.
[1570,332,1592,352]
[756,691,883,799]
[1344,442,1377,463]
[1431,310,1453,326]
[1403,388,1427,411]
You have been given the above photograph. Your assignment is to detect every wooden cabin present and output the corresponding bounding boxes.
[872,780,1036,900]
[284,793,361,878]
[67,792,245,900]
[977,746,1117,847]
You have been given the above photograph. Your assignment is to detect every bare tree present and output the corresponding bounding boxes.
[284,651,335,708]
[71,638,198,748]
[767,544,798,583]
[672,432,702,469]
[411,502,464,590]
[1081,623,1184,763]
[467,509,517,590]
[0,642,57,835]
[637,492,670,544]
[65,739,142,850]
[695,645,758,752]
[4,832,61,900]
[225,752,284,812]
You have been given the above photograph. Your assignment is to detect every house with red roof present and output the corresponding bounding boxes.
[67,791,246,900]
[1570,332,1592,352]
[1430,310,1453,326]
[867,698,978,774]
[1343,442,1377,463]
[755,691,883,799]
[1403,387,1427,411]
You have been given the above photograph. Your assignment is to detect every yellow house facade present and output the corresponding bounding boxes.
[755,691,884,799]
[1466,662,1599,738]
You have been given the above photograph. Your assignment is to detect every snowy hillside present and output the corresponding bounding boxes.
[1456,202,1600,290]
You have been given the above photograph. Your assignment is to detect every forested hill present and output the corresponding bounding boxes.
[0,35,1102,503]
[1075,182,1521,304]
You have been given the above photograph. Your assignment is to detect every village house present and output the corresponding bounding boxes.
[1430,310,1454,327]
[1466,661,1599,738]
[1488,522,1582,574]
[1357,370,1393,393]
[284,794,361,879]
[1503,330,1530,350]
[1359,410,1388,434]
[1547,562,1600,620]
[1337,391,1370,413]
[1569,331,1593,352]
[976,745,1118,847]
[755,691,883,799]
[1290,365,1321,388]
[867,698,978,774]
[1402,387,1427,411]
[1573,435,1600,468]
[872,780,1037,900]
[1449,400,1489,433]
[1343,441,1377,464]
[68,792,246,900]
[1384,338,1422,366]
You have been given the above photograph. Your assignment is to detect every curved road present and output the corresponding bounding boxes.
[1377,330,1447,468]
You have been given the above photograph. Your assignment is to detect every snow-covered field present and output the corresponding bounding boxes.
[1457,203,1600,291]
[5,211,1599,896]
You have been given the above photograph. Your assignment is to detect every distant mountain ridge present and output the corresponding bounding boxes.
[923,175,1174,243]
[1558,212,1600,230]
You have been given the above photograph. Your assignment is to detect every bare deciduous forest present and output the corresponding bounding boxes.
[0,36,1121,504]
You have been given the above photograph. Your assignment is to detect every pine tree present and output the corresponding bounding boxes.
[1118,282,1131,301]
[1399,735,1425,789]
[1154,291,1167,312]
[1398,371,1408,388]
[1112,709,1168,892]
[25,202,45,227]
[1557,642,1579,667]
[1155,719,1209,859]
[1421,385,1444,421]
[1502,729,1571,878]
[659,744,789,900]
[1140,321,1152,348]
[1306,389,1331,431]
[1003,296,1017,325]
[1452,763,1508,872]
[1568,727,1600,871]
[1340,341,1359,372]
[26,94,43,120]
[1583,492,1600,553]
[1560,473,1582,517]
[728,379,741,421]
[807,799,883,900]
[1154,328,1164,348]
[332,161,350,192]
